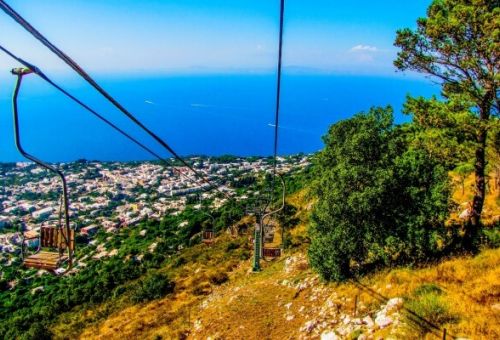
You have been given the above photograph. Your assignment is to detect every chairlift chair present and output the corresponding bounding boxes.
[259,175,286,262]
[12,67,75,272]
[198,195,216,244]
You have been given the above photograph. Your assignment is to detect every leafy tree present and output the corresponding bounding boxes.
[309,107,451,281]
[394,0,499,246]
[455,163,475,194]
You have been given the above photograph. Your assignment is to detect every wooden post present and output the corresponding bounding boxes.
[353,294,359,316]
[442,328,447,340]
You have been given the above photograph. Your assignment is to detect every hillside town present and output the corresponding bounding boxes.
[0,156,310,267]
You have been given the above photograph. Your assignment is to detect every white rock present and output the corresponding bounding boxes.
[375,315,393,328]
[139,229,147,236]
[363,316,374,328]
[325,299,335,309]
[286,314,295,321]
[285,302,292,309]
[148,242,158,252]
[343,315,351,325]
[386,297,403,311]
[301,320,317,333]
[321,331,338,340]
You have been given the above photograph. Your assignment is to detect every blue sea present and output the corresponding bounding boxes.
[0,74,438,162]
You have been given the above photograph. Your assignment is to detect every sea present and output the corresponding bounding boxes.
[0,74,439,162]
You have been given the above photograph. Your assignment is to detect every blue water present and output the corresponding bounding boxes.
[0,74,438,162]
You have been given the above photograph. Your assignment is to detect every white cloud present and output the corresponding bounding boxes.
[350,45,379,52]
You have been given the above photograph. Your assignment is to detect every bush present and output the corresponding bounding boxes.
[482,227,500,248]
[209,271,229,285]
[225,241,240,251]
[172,256,187,268]
[309,107,452,281]
[413,283,443,296]
[405,292,457,326]
[132,272,175,303]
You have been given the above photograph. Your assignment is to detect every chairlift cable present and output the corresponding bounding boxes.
[0,0,225,196]
[253,0,287,271]
[0,44,230,199]
[272,0,285,177]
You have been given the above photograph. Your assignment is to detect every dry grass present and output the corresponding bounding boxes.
[67,185,500,339]
[450,171,500,224]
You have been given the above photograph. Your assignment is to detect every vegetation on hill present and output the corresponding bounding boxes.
[394,0,499,244]
[61,189,499,339]
[308,106,453,281]
[0,1,497,339]
[308,0,499,281]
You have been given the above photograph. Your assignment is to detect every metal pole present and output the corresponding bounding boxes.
[11,68,73,268]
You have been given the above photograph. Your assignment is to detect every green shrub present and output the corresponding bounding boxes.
[225,241,240,251]
[405,285,457,327]
[309,107,452,281]
[413,283,443,296]
[482,227,500,248]
[132,272,175,303]
[172,256,187,268]
[209,271,229,285]
[192,283,211,296]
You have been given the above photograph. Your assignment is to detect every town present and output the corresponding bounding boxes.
[0,155,310,270]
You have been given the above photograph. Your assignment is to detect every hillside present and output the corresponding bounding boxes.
[52,189,500,340]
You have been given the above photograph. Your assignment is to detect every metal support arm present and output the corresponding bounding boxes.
[11,68,73,268]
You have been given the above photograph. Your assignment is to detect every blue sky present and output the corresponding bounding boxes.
[0,1,439,162]
[0,0,432,77]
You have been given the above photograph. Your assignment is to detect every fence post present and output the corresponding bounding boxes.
[353,294,359,316]
[442,328,447,340]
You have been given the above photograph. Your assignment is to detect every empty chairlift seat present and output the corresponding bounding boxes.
[24,226,75,271]
[263,247,281,258]
[202,230,215,244]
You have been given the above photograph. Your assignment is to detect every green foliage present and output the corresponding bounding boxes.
[482,227,500,248]
[131,272,175,303]
[413,283,443,296]
[309,107,452,281]
[406,284,457,327]
[208,271,229,285]
[395,0,499,243]
[0,257,144,339]
[403,95,477,168]
[394,0,498,105]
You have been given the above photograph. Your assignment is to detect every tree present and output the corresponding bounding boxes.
[394,0,499,246]
[309,107,451,281]
[455,163,475,194]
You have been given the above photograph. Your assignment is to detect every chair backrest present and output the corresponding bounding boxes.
[40,226,75,251]
[263,247,281,258]
[202,230,215,240]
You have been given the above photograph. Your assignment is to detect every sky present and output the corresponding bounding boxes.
[0,0,439,162]
[0,0,432,77]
